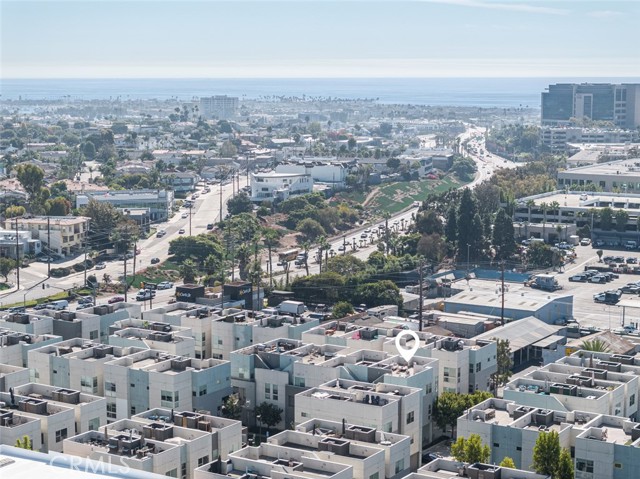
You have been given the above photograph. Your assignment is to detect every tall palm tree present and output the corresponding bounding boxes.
[300,240,311,276]
[317,236,330,273]
[550,201,560,222]
[262,228,279,288]
[540,202,548,240]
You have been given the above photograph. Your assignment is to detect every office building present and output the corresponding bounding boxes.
[542,83,640,128]
[4,216,90,257]
[557,158,640,193]
[76,190,174,222]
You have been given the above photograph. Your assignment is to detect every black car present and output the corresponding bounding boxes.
[207,223,214,230]
[151,257,160,264]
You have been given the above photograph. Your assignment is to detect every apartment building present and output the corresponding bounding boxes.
[231,338,438,444]
[0,311,54,336]
[296,380,423,469]
[194,442,353,479]
[0,390,76,452]
[0,363,29,391]
[0,228,41,258]
[250,172,313,203]
[109,323,196,357]
[540,126,638,153]
[63,425,182,477]
[12,383,106,435]
[5,216,90,256]
[76,190,174,222]
[503,359,636,418]
[295,418,411,479]
[200,96,238,120]
[0,328,61,367]
[410,459,550,479]
[133,408,244,461]
[0,406,43,451]
[27,340,145,393]
[103,350,231,421]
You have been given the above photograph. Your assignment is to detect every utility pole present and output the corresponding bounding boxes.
[47,217,51,277]
[189,204,192,236]
[219,178,223,224]
[83,236,88,287]
[123,226,129,303]
[342,235,346,255]
[500,260,506,324]
[418,258,424,332]
[14,218,19,290]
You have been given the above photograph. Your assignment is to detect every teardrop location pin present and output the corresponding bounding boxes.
[395,330,420,362]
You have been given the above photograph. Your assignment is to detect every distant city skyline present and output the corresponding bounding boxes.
[1,0,639,79]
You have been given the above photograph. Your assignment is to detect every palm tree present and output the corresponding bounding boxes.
[300,240,311,276]
[318,236,330,273]
[262,228,279,288]
[550,201,560,223]
[540,202,548,240]
[179,259,198,284]
[580,338,610,353]
[525,199,535,238]
[236,244,252,281]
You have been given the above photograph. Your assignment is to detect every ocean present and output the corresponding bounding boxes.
[1,77,638,107]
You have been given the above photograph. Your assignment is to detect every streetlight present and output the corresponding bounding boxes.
[466,243,471,276]
[256,414,262,445]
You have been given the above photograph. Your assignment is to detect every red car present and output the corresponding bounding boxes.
[108,296,125,304]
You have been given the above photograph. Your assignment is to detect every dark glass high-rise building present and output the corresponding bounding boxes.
[541,83,640,128]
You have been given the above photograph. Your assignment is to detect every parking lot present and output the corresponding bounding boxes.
[459,243,640,333]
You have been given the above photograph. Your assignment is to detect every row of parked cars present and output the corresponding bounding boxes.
[569,269,619,283]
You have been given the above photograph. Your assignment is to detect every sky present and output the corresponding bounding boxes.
[1,0,639,78]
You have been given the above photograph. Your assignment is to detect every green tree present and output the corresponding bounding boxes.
[296,218,326,243]
[255,401,283,429]
[416,234,447,263]
[355,280,402,308]
[15,163,45,201]
[580,338,611,352]
[556,448,574,479]
[596,249,604,262]
[220,140,238,157]
[457,189,482,261]
[14,435,32,450]
[451,434,491,464]
[452,155,478,181]
[5,205,25,218]
[445,206,457,245]
[82,199,122,246]
[492,208,516,260]
[169,235,224,264]
[615,209,629,232]
[326,255,367,277]
[291,272,345,304]
[45,197,72,216]
[221,394,243,420]
[492,338,513,388]
[599,207,613,230]
[415,210,444,236]
[526,242,554,268]
[347,137,357,151]
[433,391,493,436]
[532,431,561,477]
[499,457,516,468]
[386,157,401,170]
[0,257,15,282]
[81,141,96,159]
[227,191,253,216]
[332,301,354,319]
[179,259,198,283]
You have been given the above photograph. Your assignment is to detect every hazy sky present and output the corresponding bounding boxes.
[1,0,639,78]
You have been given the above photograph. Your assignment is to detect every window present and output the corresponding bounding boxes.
[181,463,187,479]
[55,428,68,442]
[384,422,392,433]
[395,459,405,474]
[161,390,179,408]
[493,442,499,447]
[199,385,207,396]
[198,456,209,467]
[516,446,522,451]
[166,469,178,478]
[476,362,481,372]
[631,394,636,406]
[614,463,622,469]
[105,382,117,397]
[301,412,308,417]
[107,402,117,419]
[131,406,136,415]
[89,330,98,340]
[576,459,594,474]
[294,377,305,387]
[265,384,271,400]
[406,411,414,424]
[369,473,379,479]
[469,364,474,374]
[81,376,98,394]
[272,384,279,401]
[88,418,100,431]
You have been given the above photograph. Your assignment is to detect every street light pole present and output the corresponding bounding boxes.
[256,414,262,445]
[466,243,471,276]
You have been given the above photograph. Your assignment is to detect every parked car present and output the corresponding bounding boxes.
[136,290,156,301]
[589,275,607,284]
[7,306,25,313]
[628,257,638,264]
[338,245,346,251]
[569,274,587,282]
[580,238,591,246]
[181,213,188,219]
[78,296,93,305]
[77,303,94,310]
[95,262,106,269]
[150,257,160,264]
[207,223,214,230]
[621,284,640,294]
[33,303,48,310]
[178,228,185,234]
[156,230,166,238]
[157,281,174,290]
[108,296,125,304]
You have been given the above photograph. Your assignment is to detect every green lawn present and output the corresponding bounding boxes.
[368,176,465,214]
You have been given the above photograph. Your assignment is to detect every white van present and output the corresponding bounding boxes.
[48,300,69,310]
[625,241,637,250]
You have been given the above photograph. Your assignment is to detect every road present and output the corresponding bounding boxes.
[1,124,515,310]
[0,177,245,308]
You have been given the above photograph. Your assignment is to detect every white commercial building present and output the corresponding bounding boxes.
[275,160,348,188]
[250,172,313,203]
[76,190,174,222]
[0,229,41,259]
[200,96,238,120]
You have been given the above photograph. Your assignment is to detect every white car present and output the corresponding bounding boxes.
[157,281,174,290]
[181,213,188,219]
[580,238,591,246]
[95,262,106,269]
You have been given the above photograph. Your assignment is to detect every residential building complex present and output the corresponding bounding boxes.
[200,96,239,120]
[4,216,90,257]
[250,172,313,203]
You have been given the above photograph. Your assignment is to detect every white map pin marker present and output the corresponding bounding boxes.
[395,330,420,362]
